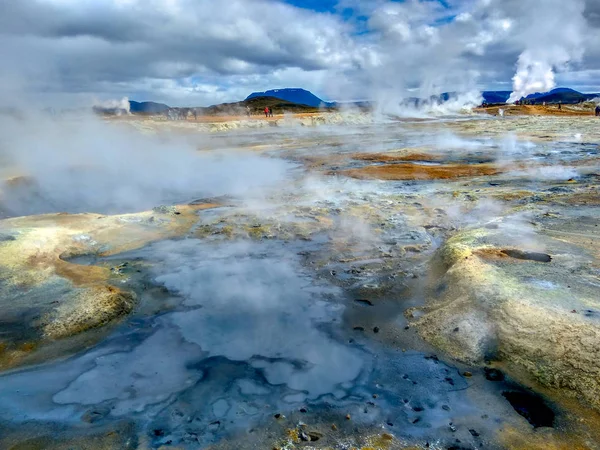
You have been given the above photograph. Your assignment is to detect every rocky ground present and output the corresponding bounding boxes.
[0,111,599,449]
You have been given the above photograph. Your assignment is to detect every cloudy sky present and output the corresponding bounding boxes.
[1,0,599,107]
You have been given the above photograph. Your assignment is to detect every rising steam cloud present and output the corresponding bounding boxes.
[93,97,131,115]
[507,0,587,103]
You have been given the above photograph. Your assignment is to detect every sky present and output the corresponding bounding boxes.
[0,0,599,107]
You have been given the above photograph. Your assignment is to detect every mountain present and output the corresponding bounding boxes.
[245,88,330,108]
[481,91,512,104]
[526,88,599,104]
[526,88,580,100]
[477,88,600,105]
[202,96,321,115]
[129,100,170,114]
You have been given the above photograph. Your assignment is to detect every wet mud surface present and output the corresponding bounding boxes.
[0,113,599,449]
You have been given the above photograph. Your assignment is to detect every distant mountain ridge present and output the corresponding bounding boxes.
[92,86,600,117]
[481,88,599,105]
[481,91,512,104]
[129,100,170,114]
[245,88,331,107]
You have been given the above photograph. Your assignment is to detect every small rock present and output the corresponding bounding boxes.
[453,327,460,332]
[469,429,480,437]
[484,368,505,382]
[346,414,351,420]
[372,394,378,399]
[299,407,307,413]
[373,326,380,334]
[355,299,374,306]
[307,431,322,442]
[299,431,310,442]
[81,409,107,424]
[331,424,338,431]
[463,371,472,378]
[274,413,282,419]
[442,405,451,411]
[382,433,394,441]
[449,424,457,432]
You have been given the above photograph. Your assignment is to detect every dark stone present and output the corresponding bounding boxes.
[299,408,307,413]
[353,326,365,332]
[307,432,322,442]
[469,429,480,437]
[484,368,505,382]
[355,299,374,306]
[502,391,555,428]
[373,327,380,333]
[501,249,552,263]
[153,429,164,437]
[274,413,282,419]
[81,409,107,423]
[442,405,451,411]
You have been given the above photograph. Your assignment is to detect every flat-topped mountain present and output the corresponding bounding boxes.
[245,88,331,108]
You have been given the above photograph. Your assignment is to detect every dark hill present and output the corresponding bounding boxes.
[202,96,322,115]
[246,88,330,108]
[129,100,170,114]
[531,88,598,104]
[526,88,580,100]
[482,91,512,104]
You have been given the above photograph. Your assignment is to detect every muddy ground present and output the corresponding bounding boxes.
[0,111,599,449]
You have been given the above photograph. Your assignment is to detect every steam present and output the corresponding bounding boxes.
[0,112,293,216]
[507,0,587,103]
[93,97,131,115]
[509,53,557,103]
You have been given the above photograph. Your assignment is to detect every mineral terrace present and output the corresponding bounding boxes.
[0,110,599,450]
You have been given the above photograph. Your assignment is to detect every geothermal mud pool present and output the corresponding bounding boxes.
[0,113,599,449]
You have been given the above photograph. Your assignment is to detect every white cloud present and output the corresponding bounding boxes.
[0,0,599,107]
